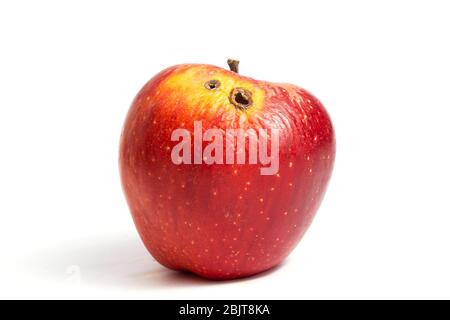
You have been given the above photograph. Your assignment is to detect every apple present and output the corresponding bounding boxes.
[120,60,335,280]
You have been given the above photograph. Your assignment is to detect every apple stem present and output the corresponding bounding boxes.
[227,59,239,73]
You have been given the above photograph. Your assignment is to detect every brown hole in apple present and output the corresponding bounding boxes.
[230,87,253,110]
[235,92,250,104]
[204,79,220,90]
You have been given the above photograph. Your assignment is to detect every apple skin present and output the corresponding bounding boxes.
[120,63,335,280]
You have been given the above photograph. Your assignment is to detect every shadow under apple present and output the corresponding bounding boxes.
[26,233,284,289]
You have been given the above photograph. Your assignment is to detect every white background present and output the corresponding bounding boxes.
[1,0,449,299]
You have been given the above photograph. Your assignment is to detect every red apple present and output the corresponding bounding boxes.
[120,60,335,280]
